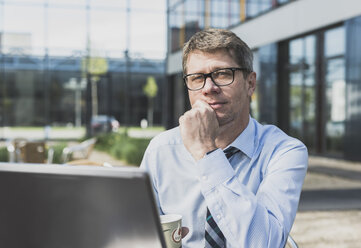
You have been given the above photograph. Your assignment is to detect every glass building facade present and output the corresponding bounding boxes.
[0,0,166,129]
[0,54,165,127]
[166,0,361,161]
[168,0,294,52]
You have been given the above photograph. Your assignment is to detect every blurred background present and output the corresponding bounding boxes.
[1,1,361,246]
[1,0,361,162]
[0,0,166,135]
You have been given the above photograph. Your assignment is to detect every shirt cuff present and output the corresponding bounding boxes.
[197,148,235,194]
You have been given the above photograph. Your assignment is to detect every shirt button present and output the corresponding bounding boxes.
[217,215,221,220]
[202,176,208,181]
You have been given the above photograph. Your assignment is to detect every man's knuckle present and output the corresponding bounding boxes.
[189,109,197,117]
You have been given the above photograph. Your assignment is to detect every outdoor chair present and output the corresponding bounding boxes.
[285,235,298,248]
[61,137,97,163]
[6,138,27,163]
[6,139,53,164]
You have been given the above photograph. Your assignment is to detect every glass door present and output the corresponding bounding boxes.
[288,35,316,151]
[324,27,346,156]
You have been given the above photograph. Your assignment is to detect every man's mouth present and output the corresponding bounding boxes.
[208,101,226,110]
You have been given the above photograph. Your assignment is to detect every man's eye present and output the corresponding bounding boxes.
[214,70,231,77]
[190,75,204,82]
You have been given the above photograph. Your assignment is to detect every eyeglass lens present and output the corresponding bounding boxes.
[185,68,235,90]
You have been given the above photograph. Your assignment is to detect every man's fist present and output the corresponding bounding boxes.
[179,100,219,161]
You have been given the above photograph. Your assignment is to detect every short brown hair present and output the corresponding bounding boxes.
[182,28,253,76]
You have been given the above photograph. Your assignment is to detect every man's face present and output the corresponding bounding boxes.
[186,50,256,127]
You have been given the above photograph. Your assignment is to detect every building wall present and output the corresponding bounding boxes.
[167,0,361,74]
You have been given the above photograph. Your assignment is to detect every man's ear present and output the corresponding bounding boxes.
[247,72,257,96]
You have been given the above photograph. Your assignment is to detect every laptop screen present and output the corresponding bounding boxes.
[0,163,165,248]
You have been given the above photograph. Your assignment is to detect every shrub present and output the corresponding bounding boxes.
[122,137,150,166]
[122,142,139,165]
[95,132,151,166]
[95,133,115,151]
[0,146,9,162]
[49,143,69,164]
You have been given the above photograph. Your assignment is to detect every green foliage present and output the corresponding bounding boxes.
[122,143,139,165]
[49,143,68,164]
[95,132,151,166]
[0,146,9,162]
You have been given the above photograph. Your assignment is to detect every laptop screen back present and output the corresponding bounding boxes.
[0,163,165,248]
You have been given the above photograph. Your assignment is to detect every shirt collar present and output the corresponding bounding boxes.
[227,116,255,158]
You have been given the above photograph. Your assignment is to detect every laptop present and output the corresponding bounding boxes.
[0,163,166,248]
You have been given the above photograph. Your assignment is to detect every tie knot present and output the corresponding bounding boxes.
[223,146,240,159]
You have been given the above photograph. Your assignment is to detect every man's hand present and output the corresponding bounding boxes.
[179,100,219,161]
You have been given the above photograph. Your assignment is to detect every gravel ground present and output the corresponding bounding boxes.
[87,149,128,167]
[290,210,361,248]
[302,171,361,190]
[290,160,361,248]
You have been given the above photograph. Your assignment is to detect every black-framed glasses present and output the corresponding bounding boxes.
[183,67,250,91]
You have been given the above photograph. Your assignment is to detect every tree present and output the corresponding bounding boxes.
[143,76,158,126]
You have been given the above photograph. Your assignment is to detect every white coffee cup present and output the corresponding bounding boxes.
[160,214,182,248]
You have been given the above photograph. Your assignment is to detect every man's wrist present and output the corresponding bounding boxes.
[189,143,217,161]
[206,148,218,155]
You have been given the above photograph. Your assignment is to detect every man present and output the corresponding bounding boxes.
[140,28,308,247]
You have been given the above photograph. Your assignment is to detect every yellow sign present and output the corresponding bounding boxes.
[82,57,108,75]
[143,76,158,98]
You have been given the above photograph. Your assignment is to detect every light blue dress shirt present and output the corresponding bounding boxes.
[140,117,308,248]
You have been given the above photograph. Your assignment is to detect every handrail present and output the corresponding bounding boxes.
[62,138,97,163]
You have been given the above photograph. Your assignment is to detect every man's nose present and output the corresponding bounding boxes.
[202,76,220,93]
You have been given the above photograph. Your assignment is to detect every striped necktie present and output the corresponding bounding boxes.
[205,146,240,248]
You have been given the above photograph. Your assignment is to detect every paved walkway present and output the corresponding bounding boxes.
[87,149,128,167]
[291,210,361,248]
[291,155,361,247]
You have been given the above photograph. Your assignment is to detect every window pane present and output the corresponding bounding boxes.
[90,9,125,58]
[325,58,345,154]
[3,4,44,55]
[131,11,165,59]
[325,26,346,155]
[48,0,86,6]
[289,35,316,151]
[169,2,184,52]
[325,26,345,57]
[253,44,278,124]
[91,0,125,9]
[48,7,86,56]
